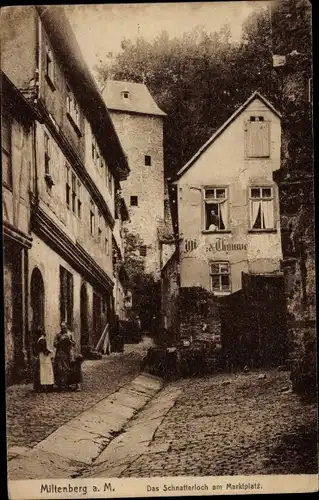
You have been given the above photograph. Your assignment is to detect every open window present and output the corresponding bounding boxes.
[203,187,228,231]
[249,187,275,230]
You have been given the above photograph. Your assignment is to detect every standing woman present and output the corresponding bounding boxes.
[33,328,54,392]
[53,321,76,391]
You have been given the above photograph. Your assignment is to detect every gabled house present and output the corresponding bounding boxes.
[174,91,283,295]
[162,92,287,367]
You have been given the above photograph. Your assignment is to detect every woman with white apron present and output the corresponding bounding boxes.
[33,328,54,392]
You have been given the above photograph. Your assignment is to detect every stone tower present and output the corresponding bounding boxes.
[102,80,166,279]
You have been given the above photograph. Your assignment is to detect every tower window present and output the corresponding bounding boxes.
[145,155,152,166]
[139,245,147,257]
[130,196,138,206]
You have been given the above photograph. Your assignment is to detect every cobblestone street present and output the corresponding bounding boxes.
[6,340,152,451]
[120,370,318,477]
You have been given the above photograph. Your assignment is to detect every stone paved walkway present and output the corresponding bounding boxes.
[6,340,152,451]
[118,370,318,477]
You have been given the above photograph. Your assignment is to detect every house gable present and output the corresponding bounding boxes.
[176,92,281,182]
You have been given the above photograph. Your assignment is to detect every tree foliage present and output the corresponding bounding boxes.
[96,0,312,179]
[123,229,161,328]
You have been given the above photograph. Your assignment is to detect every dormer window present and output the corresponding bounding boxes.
[122,91,130,99]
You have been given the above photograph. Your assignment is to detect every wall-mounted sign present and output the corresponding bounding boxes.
[183,238,247,254]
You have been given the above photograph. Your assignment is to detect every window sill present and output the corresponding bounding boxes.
[66,112,82,138]
[45,74,56,92]
[248,229,277,234]
[202,230,231,234]
[212,291,232,296]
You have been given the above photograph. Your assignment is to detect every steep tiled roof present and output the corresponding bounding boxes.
[102,80,166,117]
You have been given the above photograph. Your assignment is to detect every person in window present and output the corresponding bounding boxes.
[33,328,54,393]
[208,208,220,231]
[53,321,76,391]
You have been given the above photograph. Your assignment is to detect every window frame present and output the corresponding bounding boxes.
[77,179,82,219]
[210,261,231,294]
[90,199,95,236]
[1,113,12,189]
[66,84,81,134]
[245,116,270,159]
[249,185,275,232]
[130,195,138,207]
[139,245,147,257]
[65,165,71,208]
[203,186,229,233]
[59,266,74,329]
[45,46,55,90]
[44,131,50,175]
[145,155,152,166]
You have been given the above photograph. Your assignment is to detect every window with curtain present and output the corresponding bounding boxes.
[249,187,274,230]
[204,187,228,231]
[210,262,231,293]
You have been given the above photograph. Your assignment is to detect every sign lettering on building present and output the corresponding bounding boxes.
[183,238,247,253]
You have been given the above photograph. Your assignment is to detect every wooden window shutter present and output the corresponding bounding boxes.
[246,121,270,158]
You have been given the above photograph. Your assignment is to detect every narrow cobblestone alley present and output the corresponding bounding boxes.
[116,370,318,478]
[6,339,152,453]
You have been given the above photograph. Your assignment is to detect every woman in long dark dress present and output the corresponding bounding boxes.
[53,322,76,391]
[33,328,54,392]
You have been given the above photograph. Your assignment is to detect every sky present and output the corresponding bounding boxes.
[65,1,268,74]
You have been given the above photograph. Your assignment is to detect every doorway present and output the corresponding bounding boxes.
[29,268,45,360]
[80,283,89,347]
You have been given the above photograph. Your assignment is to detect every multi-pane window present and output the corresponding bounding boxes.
[44,132,50,174]
[130,195,138,207]
[90,199,95,236]
[245,116,270,158]
[145,155,152,166]
[249,187,274,230]
[210,262,231,293]
[98,211,102,242]
[60,266,73,329]
[71,173,77,213]
[140,245,147,257]
[65,165,71,208]
[204,187,228,231]
[1,115,12,188]
[45,46,55,86]
[66,84,80,128]
[77,180,82,218]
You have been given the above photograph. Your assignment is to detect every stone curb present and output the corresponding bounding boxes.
[7,372,164,480]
